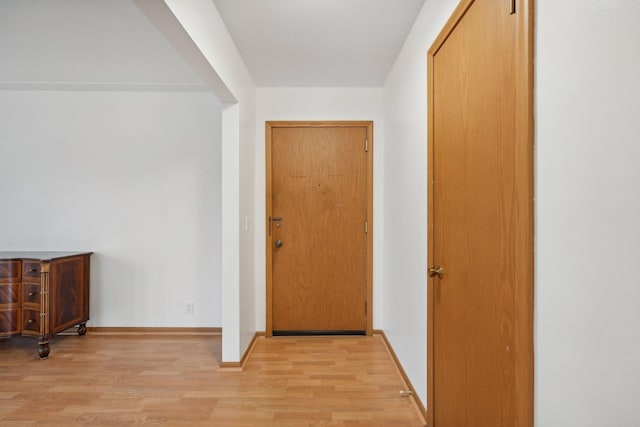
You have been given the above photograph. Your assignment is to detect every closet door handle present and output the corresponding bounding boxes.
[428,266,443,278]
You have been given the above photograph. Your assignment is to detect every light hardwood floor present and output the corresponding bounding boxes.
[0,333,425,426]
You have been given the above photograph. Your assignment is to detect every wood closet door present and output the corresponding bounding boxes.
[428,0,534,425]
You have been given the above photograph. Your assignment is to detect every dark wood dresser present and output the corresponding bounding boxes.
[0,252,92,359]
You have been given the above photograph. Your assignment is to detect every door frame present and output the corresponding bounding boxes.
[426,0,534,425]
[265,121,374,337]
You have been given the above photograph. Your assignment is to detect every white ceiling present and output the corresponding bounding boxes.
[213,0,426,87]
[0,0,207,90]
[0,0,425,89]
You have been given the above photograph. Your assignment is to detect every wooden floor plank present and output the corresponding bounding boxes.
[0,334,424,426]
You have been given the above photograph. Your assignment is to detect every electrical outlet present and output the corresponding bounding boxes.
[186,302,194,314]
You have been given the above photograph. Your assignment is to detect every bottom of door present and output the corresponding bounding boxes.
[273,330,366,336]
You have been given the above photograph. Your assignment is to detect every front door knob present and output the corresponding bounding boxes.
[274,240,283,248]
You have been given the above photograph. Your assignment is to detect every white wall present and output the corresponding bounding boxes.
[0,90,223,327]
[381,0,459,407]
[254,87,385,330]
[163,0,258,362]
[536,0,640,425]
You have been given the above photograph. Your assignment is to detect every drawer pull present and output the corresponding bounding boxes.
[27,319,35,324]
[28,268,38,273]
[28,292,38,297]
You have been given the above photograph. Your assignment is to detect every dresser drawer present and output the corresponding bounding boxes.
[22,309,40,334]
[0,283,20,305]
[23,261,41,280]
[0,261,20,280]
[22,283,40,305]
[0,308,21,336]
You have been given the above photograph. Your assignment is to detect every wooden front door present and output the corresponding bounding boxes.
[266,122,373,335]
[427,0,533,425]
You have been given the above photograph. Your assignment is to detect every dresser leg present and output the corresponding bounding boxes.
[38,336,50,359]
[78,323,87,336]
